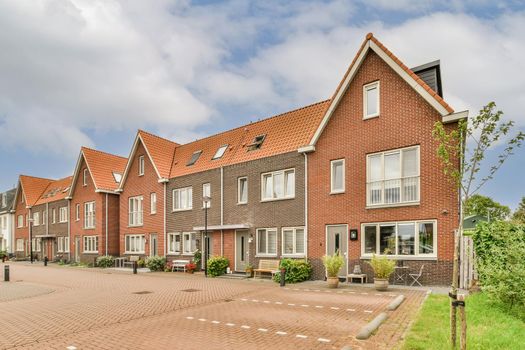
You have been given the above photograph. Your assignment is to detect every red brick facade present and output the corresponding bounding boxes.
[13,189,29,258]
[307,50,459,284]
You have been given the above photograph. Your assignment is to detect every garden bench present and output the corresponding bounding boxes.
[123,256,139,268]
[172,259,191,272]
[253,259,280,279]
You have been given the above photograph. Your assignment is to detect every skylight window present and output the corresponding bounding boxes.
[113,172,122,183]
[187,150,202,166]
[212,145,228,160]
[247,134,266,151]
[62,187,70,193]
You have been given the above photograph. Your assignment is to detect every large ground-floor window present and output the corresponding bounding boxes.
[361,220,436,257]
[125,234,145,254]
[57,236,70,253]
[168,233,181,254]
[84,236,98,253]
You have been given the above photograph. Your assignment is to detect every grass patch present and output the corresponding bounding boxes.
[402,293,525,350]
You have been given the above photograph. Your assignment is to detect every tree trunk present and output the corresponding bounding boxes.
[458,294,467,350]
[450,228,460,348]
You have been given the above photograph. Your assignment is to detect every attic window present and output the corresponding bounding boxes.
[62,187,70,193]
[212,145,228,160]
[113,172,122,183]
[247,135,266,151]
[187,150,202,166]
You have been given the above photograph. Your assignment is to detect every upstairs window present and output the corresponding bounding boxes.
[330,159,345,194]
[83,169,88,186]
[187,151,202,166]
[17,215,23,228]
[248,135,266,151]
[42,210,47,225]
[75,204,80,221]
[367,146,420,206]
[129,196,144,226]
[150,192,157,214]
[202,183,211,208]
[261,169,295,201]
[238,177,248,204]
[212,145,228,160]
[84,202,95,229]
[138,155,145,176]
[59,207,68,223]
[173,187,193,211]
[52,209,56,224]
[33,212,40,226]
[363,81,380,119]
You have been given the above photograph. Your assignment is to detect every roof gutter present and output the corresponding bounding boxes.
[442,110,469,124]
[297,145,315,153]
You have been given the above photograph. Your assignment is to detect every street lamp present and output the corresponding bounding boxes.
[203,195,211,278]
[28,217,34,264]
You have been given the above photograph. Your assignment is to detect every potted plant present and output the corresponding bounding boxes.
[0,250,7,263]
[137,258,145,268]
[185,263,196,274]
[368,254,396,291]
[322,253,344,288]
[245,264,253,277]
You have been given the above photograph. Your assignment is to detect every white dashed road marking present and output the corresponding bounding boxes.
[318,338,331,343]
[241,325,251,329]
[186,316,194,320]
[226,323,235,327]
[211,320,220,324]
[296,335,308,339]
[276,331,287,335]
[364,310,373,313]
[198,318,207,322]
[258,328,268,332]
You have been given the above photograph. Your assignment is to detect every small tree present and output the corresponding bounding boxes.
[512,197,525,224]
[464,194,510,221]
[433,101,524,348]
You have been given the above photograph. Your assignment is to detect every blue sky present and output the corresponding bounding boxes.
[0,0,524,210]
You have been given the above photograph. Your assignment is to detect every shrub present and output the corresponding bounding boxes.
[96,255,114,268]
[185,263,196,272]
[207,256,229,277]
[145,256,166,272]
[322,253,344,277]
[193,249,202,270]
[137,258,145,268]
[473,221,525,309]
[368,254,395,279]
[272,259,312,283]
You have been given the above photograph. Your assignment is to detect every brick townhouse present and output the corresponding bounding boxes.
[0,188,16,253]
[68,147,127,263]
[300,34,466,284]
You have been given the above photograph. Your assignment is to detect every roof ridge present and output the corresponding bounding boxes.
[20,174,55,182]
[138,129,180,147]
[82,146,127,160]
[175,99,331,149]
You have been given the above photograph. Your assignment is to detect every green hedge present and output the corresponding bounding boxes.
[207,256,229,277]
[145,256,166,271]
[473,221,525,309]
[273,259,312,283]
[96,255,114,268]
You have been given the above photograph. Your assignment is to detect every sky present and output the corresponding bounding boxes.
[0,0,524,210]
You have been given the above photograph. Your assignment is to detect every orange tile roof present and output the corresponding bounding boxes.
[35,176,73,205]
[82,147,127,191]
[19,175,54,207]
[169,100,330,178]
[138,130,179,179]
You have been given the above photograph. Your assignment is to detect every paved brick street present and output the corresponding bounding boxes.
[0,263,426,350]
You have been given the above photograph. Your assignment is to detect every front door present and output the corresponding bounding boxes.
[326,225,348,278]
[235,230,249,272]
[75,236,80,263]
[150,234,158,256]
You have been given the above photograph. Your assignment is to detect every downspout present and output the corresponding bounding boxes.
[220,166,224,256]
[46,203,49,236]
[163,182,167,257]
[304,153,308,259]
[105,193,109,256]
[67,199,71,261]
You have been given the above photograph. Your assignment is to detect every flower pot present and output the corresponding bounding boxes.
[374,278,389,291]
[245,270,253,277]
[327,276,339,289]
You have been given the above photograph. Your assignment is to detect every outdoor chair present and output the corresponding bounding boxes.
[409,264,425,286]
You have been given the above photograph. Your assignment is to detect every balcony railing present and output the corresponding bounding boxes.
[367,176,420,206]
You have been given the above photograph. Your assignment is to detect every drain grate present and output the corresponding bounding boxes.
[224,299,233,302]
[132,291,153,295]
[181,288,201,293]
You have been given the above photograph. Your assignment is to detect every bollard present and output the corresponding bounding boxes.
[4,265,9,282]
[44,256,48,266]
[280,268,286,287]
[133,261,138,274]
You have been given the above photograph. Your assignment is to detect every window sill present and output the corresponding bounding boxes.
[255,254,278,258]
[360,255,437,261]
[363,114,379,120]
[125,251,145,254]
[366,202,420,210]
[281,254,305,258]
[83,227,95,230]
[182,253,195,256]
[237,202,247,205]
[330,190,345,195]
[172,208,192,213]
[260,197,295,203]
[150,212,157,215]
[167,252,182,255]
[128,224,144,228]
[83,251,99,254]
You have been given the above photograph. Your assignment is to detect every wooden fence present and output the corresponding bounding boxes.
[459,234,477,289]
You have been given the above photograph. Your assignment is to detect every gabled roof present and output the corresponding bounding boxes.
[308,33,467,147]
[119,130,180,188]
[0,188,16,213]
[35,176,73,205]
[17,175,54,208]
[69,147,127,195]
[169,100,330,178]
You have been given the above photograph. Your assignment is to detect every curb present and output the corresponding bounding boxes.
[355,312,388,340]
[386,295,405,311]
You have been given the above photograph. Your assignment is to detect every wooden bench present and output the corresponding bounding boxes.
[172,259,191,272]
[253,259,280,279]
[123,256,139,268]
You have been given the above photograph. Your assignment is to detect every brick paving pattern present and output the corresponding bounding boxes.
[0,263,426,349]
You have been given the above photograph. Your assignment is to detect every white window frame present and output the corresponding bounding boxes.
[150,192,157,214]
[238,177,248,204]
[212,144,228,160]
[59,207,68,223]
[256,228,278,257]
[57,236,70,253]
[330,159,345,194]
[52,208,56,224]
[17,215,23,228]
[83,236,98,253]
[84,202,95,229]
[75,204,80,221]
[202,183,211,208]
[360,220,437,259]
[42,210,47,225]
[366,145,420,207]
[281,227,306,257]
[363,80,380,119]
[83,168,88,186]
[125,234,145,254]
[167,232,182,254]
[182,232,197,255]
[16,238,24,251]
[33,212,40,226]
[128,196,144,227]
[261,168,295,201]
[172,187,193,211]
[138,155,145,176]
